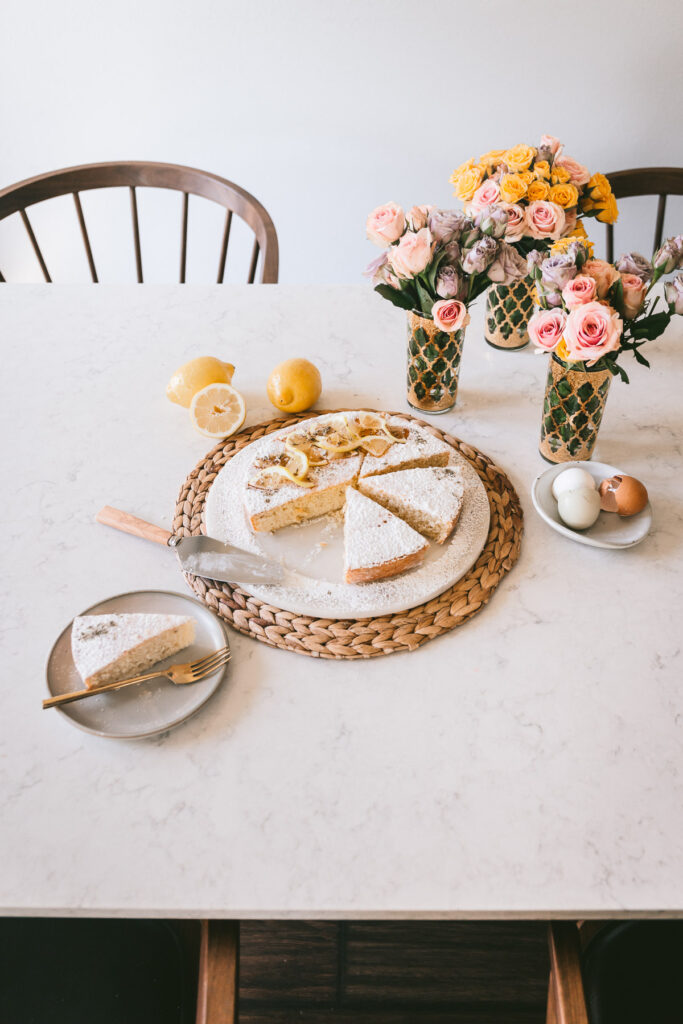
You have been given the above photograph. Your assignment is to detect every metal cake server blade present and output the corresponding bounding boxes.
[96,506,284,585]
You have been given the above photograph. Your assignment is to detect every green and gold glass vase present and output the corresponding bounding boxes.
[485,276,535,350]
[406,310,465,414]
[539,354,612,463]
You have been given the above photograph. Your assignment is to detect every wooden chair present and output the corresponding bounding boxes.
[0,161,278,283]
[0,917,239,1023]
[604,167,683,261]
[547,920,683,1023]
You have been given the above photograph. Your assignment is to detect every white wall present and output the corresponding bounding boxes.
[2,0,682,283]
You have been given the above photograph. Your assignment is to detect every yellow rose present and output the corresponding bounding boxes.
[551,164,571,185]
[527,179,550,202]
[478,149,506,168]
[551,222,595,258]
[596,193,619,224]
[533,160,551,180]
[452,165,484,201]
[449,158,476,184]
[518,170,535,186]
[499,173,528,204]
[587,172,611,202]
[548,183,579,208]
[504,144,536,172]
[556,338,571,361]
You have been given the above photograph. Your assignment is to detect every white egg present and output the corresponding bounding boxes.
[551,467,596,501]
[557,487,601,530]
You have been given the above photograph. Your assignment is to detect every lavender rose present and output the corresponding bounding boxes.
[665,273,683,315]
[428,209,470,244]
[442,239,461,265]
[363,251,388,286]
[527,249,545,277]
[540,253,578,291]
[488,243,528,285]
[654,235,683,274]
[474,205,508,240]
[435,264,461,299]
[462,236,499,275]
[616,251,653,283]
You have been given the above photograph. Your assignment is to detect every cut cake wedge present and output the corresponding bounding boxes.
[359,466,465,544]
[343,487,429,584]
[71,613,196,689]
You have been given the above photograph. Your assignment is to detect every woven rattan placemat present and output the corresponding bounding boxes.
[173,410,523,659]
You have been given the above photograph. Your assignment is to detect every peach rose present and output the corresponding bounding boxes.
[540,134,563,156]
[526,201,566,240]
[366,202,405,247]
[469,179,501,213]
[620,272,648,319]
[500,202,526,243]
[555,156,590,187]
[563,301,622,365]
[406,205,433,231]
[562,274,597,309]
[527,308,567,353]
[583,258,620,298]
[388,228,433,279]
[432,299,470,333]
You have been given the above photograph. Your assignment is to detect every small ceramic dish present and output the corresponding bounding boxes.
[531,460,652,550]
[45,589,229,739]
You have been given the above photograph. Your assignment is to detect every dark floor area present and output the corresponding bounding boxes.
[239,921,549,1022]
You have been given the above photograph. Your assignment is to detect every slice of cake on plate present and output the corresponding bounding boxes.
[71,613,196,689]
[343,487,429,584]
[359,466,466,544]
[358,418,452,478]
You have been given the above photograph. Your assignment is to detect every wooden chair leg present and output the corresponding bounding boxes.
[547,922,589,1024]
[196,920,239,1024]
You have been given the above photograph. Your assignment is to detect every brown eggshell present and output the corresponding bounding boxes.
[599,475,648,517]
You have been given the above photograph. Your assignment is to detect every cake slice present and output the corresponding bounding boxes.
[359,418,451,478]
[244,435,363,533]
[359,466,465,544]
[71,613,196,689]
[343,487,429,584]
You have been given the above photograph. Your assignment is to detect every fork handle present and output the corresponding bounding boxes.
[96,506,172,546]
[42,669,167,709]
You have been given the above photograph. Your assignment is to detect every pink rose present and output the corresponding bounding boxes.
[620,272,647,319]
[563,301,623,365]
[555,155,590,187]
[562,274,597,309]
[405,204,433,231]
[366,202,405,247]
[526,201,566,240]
[540,134,563,156]
[499,202,526,242]
[468,180,501,214]
[388,228,433,279]
[527,308,567,353]
[583,258,620,298]
[431,299,470,333]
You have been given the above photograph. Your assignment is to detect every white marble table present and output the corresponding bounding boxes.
[1,285,682,920]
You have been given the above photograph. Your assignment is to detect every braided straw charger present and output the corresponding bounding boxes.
[173,411,523,660]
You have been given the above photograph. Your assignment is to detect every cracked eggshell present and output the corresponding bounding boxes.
[599,475,648,516]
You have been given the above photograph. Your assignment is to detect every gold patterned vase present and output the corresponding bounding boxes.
[539,354,612,463]
[406,310,465,414]
[484,276,535,350]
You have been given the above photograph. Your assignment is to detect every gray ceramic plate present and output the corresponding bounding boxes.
[531,460,652,549]
[45,590,229,739]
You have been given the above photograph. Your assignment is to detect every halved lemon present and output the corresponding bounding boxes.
[190,383,246,439]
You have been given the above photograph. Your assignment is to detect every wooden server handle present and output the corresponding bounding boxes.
[96,506,172,546]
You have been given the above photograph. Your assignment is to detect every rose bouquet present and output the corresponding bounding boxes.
[364,201,529,411]
[449,136,619,350]
[528,235,683,461]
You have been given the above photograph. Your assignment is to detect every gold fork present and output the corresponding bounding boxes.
[42,646,231,709]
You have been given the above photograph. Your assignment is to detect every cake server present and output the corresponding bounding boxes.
[96,506,285,585]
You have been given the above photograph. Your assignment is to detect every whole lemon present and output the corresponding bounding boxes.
[267,358,322,413]
[166,356,235,408]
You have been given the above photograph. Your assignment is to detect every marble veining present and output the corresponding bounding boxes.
[0,284,682,919]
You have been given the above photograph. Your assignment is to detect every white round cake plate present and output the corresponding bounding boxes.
[203,416,491,620]
[45,590,229,739]
[531,460,652,550]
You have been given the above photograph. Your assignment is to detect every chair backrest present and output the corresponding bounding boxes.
[604,167,683,261]
[0,161,279,284]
